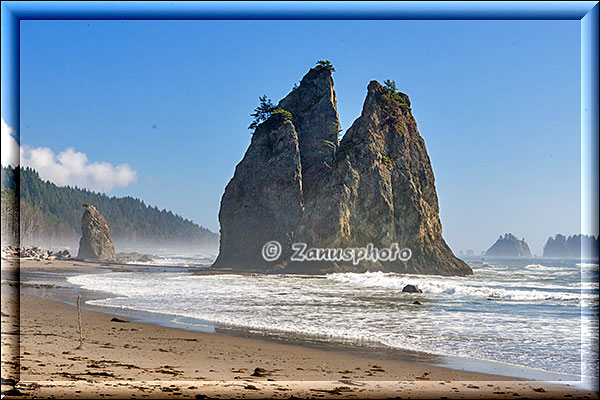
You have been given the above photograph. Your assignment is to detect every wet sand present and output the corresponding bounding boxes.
[1,259,598,399]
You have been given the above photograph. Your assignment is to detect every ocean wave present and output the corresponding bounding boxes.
[326,271,589,301]
[126,254,215,268]
[523,263,565,271]
[569,281,600,290]
[65,268,595,377]
[577,263,599,267]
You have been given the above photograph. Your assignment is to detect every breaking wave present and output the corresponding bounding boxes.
[326,271,590,301]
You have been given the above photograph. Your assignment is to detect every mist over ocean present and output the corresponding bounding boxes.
[66,257,599,379]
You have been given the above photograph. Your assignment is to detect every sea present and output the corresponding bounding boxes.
[60,254,598,381]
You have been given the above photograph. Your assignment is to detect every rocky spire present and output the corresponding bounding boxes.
[293,80,472,275]
[212,111,304,270]
[77,204,116,260]
[278,64,340,197]
[213,65,472,276]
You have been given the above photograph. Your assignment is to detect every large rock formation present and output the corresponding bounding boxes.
[77,204,116,260]
[213,64,472,276]
[485,233,532,258]
[543,234,599,259]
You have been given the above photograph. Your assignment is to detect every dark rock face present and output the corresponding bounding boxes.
[485,233,532,258]
[278,67,340,197]
[402,285,423,293]
[213,65,472,276]
[77,204,116,260]
[115,252,154,263]
[213,112,304,270]
[291,81,471,276]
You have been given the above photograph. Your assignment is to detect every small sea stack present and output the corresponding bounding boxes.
[76,203,116,260]
[485,233,532,258]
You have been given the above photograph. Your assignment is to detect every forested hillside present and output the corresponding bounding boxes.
[1,166,218,250]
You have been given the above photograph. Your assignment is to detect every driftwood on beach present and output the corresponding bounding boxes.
[76,293,83,350]
[1,245,71,261]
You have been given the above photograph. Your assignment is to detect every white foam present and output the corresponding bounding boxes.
[125,253,216,267]
[577,263,599,267]
[326,271,590,301]
[65,261,597,378]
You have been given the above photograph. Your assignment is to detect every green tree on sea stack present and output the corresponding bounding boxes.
[382,79,410,110]
[316,60,335,72]
[248,95,276,130]
[384,79,397,92]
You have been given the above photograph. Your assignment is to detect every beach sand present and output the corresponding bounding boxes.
[2,259,598,399]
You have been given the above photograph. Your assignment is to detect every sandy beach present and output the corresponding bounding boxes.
[2,259,598,399]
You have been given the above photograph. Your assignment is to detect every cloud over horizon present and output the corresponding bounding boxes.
[2,118,138,193]
[1,118,20,167]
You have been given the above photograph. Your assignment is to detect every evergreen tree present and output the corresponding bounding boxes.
[316,60,335,72]
[0,166,218,248]
[248,95,276,130]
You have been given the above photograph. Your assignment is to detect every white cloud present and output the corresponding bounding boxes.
[20,146,138,193]
[2,118,138,193]
[1,118,20,167]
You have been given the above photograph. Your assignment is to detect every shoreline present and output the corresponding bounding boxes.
[2,258,598,399]
[3,258,592,381]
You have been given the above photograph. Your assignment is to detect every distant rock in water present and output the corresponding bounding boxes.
[543,234,599,259]
[485,233,532,258]
[402,285,423,293]
[213,63,472,276]
[77,204,116,260]
[115,252,154,263]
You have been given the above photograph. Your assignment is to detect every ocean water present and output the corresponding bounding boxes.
[66,258,599,379]
[124,251,216,268]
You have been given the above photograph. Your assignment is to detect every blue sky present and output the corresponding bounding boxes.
[6,18,583,255]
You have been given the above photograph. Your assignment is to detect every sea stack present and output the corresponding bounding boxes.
[77,204,116,260]
[485,233,532,258]
[543,234,599,259]
[213,63,472,276]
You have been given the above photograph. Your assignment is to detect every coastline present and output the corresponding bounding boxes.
[2,258,598,399]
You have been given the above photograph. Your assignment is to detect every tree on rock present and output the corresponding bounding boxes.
[316,60,335,72]
[248,95,276,130]
[384,79,397,91]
